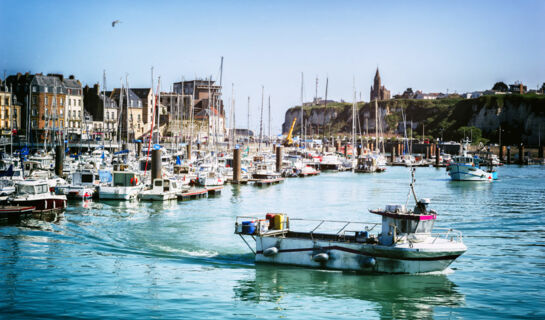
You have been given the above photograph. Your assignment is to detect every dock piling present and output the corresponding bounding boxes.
[233,148,241,183]
[507,146,511,164]
[518,144,524,165]
[152,149,162,180]
[55,145,64,177]
[276,146,283,172]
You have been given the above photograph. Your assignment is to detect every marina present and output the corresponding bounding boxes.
[1,1,544,318]
[1,165,544,318]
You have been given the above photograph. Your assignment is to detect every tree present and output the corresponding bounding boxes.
[541,82,545,93]
[492,82,508,92]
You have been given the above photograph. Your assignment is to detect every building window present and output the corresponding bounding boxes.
[32,96,37,105]
[78,110,81,118]
[137,114,141,122]
[32,120,37,128]
[60,98,64,106]
[79,100,81,106]
[68,99,71,106]
[45,96,48,105]
[44,87,48,93]
[32,86,37,93]
[3,110,7,119]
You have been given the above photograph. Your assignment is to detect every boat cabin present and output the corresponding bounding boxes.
[452,155,481,167]
[15,180,51,196]
[113,172,140,187]
[370,200,436,246]
[72,170,97,186]
[151,178,178,192]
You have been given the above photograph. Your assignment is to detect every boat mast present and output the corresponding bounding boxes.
[208,76,212,151]
[259,85,264,152]
[157,76,161,145]
[9,84,13,158]
[352,77,356,160]
[150,67,154,147]
[247,96,250,143]
[267,96,271,142]
[375,99,378,151]
[300,72,304,148]
[125,74,130,145]
[118,78,123,146]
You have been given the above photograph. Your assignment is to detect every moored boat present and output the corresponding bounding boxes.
[9,180,67,213]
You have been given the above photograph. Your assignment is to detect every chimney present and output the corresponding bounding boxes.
[519,83,523,94]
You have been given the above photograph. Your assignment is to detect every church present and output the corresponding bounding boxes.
[370,68,391,101]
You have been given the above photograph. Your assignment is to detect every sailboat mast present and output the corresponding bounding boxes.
[323,77,328,142]
[300,72,304,147]
[157,76,161,145]
[125,75,130,144]
[259,86,264,152]
[247,96,250,142]
[267,96,271,141]
[208,76,212,150]
[118,78,123,145]
[352,77,356,159]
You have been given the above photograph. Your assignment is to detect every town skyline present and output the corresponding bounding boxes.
[1,0,544,133]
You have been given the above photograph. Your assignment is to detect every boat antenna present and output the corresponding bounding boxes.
[406,166,419,208]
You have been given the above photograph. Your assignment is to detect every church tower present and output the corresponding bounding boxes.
[370,67,390,101]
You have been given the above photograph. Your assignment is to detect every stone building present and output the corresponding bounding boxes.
[0,86,21,135]
[62,75,84,141]
[370,68,391,101]
[83,84,118,140]
[172,79,225,143]
[109,88,143,141]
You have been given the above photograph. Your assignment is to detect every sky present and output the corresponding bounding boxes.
[1,0,544,134]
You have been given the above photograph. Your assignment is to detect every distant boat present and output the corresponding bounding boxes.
[446,141,497,181]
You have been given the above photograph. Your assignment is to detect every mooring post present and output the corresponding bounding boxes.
[499,145,504,162]
[435,143,440,167]
[233,148,241,183]
[276,146,283,173]
[55,145,64,177]
[152,149,162,180]
[136,142,142,158]
[186,143,192,160]
[507,146,511,164]
[518,144,524,165]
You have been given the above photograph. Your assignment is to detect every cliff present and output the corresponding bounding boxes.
[282,94,545,145]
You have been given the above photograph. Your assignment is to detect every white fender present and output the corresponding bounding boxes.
[312,252,329,262]
[263,246,279,257]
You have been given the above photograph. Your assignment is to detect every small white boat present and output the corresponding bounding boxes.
[56,168,98,200]
[98,171,143,200]
[138,178,186,201]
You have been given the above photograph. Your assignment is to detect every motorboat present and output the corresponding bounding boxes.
[9,180,67,213]
[98,170,144,200]
[235,169,466,274]
[56,168,99,200]
[138,178,187,201]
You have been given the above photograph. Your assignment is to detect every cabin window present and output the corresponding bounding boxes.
[16,185,35,195]
[81,174,93,183]
[36,184,48,194]
[154,180,163,187]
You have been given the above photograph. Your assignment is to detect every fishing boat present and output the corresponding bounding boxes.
[355,155,386,173]
[9,180,67,213]
[252,162,281,180]
[98,171,143,200]
[235,170,466,274]
[446,142,496,181]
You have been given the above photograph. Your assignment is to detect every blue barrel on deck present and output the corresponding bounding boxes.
[242,221,256,235]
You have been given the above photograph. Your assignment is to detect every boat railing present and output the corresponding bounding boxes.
[431,227,463,243]
[288,218,380,240]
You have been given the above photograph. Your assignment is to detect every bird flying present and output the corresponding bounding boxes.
[112,20,122,27]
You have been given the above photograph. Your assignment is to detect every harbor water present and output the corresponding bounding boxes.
[1,166,544,319]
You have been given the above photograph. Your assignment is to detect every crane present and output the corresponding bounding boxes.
[283,117,297,146]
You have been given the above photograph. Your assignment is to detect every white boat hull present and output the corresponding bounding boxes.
[255,236,466,274]
[99,186,141,200]
[448,164,492,181]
